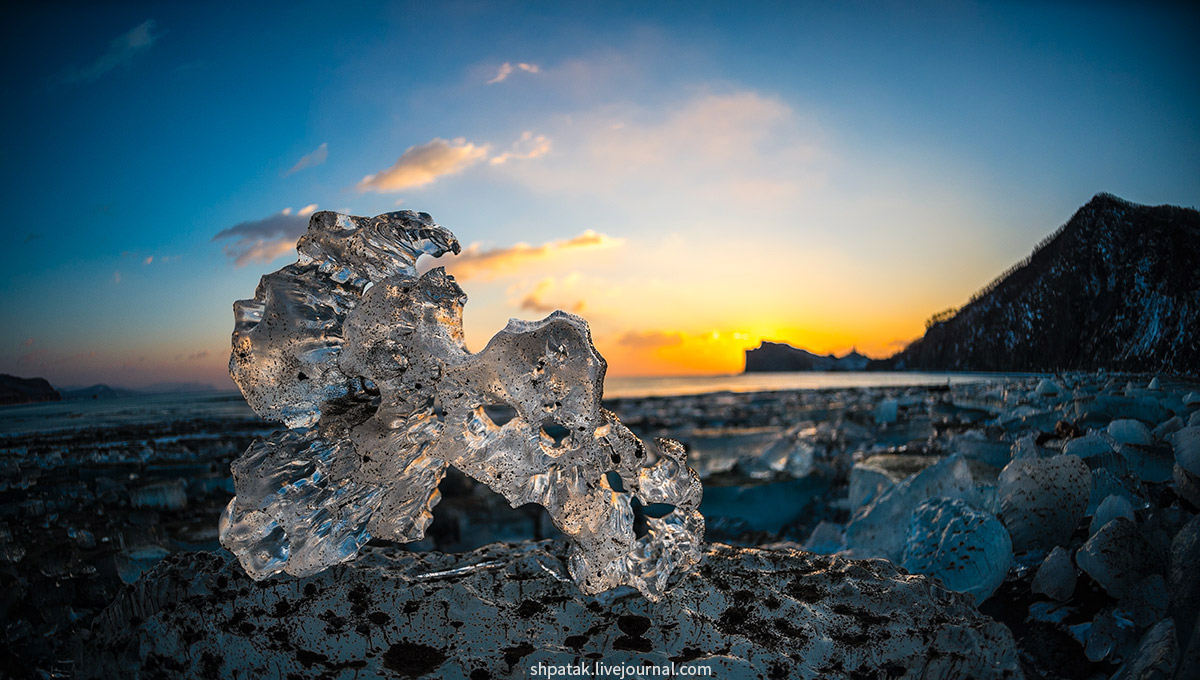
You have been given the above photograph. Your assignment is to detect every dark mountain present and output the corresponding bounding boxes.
[59,384,139,401]
[745,342,870,372]
[890,193,1200,374]
[0,374,61,405]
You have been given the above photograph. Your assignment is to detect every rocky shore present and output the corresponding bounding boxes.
[2,372,1198,678]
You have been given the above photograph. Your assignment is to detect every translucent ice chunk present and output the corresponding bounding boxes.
[1112,619,1178,680]
[804,520,846,555]
[1031,545,1076,601]
[847,463,895,513]
[1035,379,1060,396]
[1076,517,1158,600]
[1107,419,1151,446]
[900,497,1012,603]
[220,211,704,600]
[874,398,898,425]
[1172,426,1200,476]
[846,455,978,562]
[1090,494,1134,537]
[1063,432,1115,460]
[997,454,1089,553]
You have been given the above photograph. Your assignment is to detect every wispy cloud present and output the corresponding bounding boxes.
[512,277,585,314]
[500,91,823,209]
[490,131,551,165]
[356,138,488,193]
[61,19,163,84]
[428,230,622,281]
[617,330,685,349]
[487,61,539,85]
[213,208,316,267]
[285,143,328,176]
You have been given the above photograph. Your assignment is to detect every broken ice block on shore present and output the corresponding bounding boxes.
[1036,379,1061,397]
[900,497,1011,603]
[847,463,896,512]
[1091,494,1135,537]
[1111,619,1178,680]
[804,520,846,554]
[998,454,1089,553]
[874,398,899,425]
[846,455,977,562]
[1172,426,1200,476]
[1076,517,1160,599]
[220,211,705,600]
[1031,545,1076,601]
[1107,419,1152,446]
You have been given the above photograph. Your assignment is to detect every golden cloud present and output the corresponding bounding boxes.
[357,138,489,193]
[428,230,622,281]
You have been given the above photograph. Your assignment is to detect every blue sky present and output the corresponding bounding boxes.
[1,1,1197,388]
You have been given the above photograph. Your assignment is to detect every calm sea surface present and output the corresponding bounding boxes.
[603,371,1005,398]
[1,372,1011,435]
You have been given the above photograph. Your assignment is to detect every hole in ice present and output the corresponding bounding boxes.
[641,503,675,518]
[423,469,563,550]
[604,470,626,492]
[482,403,517,427]
[541,421,571,448]
[297,372,308,381]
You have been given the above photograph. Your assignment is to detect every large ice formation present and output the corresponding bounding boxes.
[218,211,704,600]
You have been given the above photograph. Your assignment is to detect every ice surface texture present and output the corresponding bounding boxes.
[86,541,1023,680]
[219,211,704,600]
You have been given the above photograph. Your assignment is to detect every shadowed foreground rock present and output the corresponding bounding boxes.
[85,541,1023,679]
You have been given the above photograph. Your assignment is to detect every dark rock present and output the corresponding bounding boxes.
[0,374,60,405]
[744,342,870,372]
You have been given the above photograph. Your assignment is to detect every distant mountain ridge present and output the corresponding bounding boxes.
[55,381,219,400]
[745,342,870,372]
[890,193,1200,374]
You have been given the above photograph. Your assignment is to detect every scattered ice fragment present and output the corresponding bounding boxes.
[874,398,898,425]
[1111,619,1178,680]
[1116,574,1168,628]
[746,424,817,479]
[1036,379,1060,396]
[1152,415,1184,440]
[846,455,977,562]
[1107,419,1152,446]
[1169,514,1200,635]
[130,481,188,510]
[1172,427,1200,476]
[950,431,1010,467]
[220,211,705,600]
[1175,464,1200,509]
[1076,517,1159,600]
[1010,434,1051,460]
[114,546,170,584]
[803,520,845,554]
[847,463,895,513]
[1063,432,1114,460]
[1091,494,1135,537]
[900,497,1012,603]
[1146,377,1161,390]
[1031,546,1076,601]
[1085,606,1135,663]
[997,454,1089,553]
